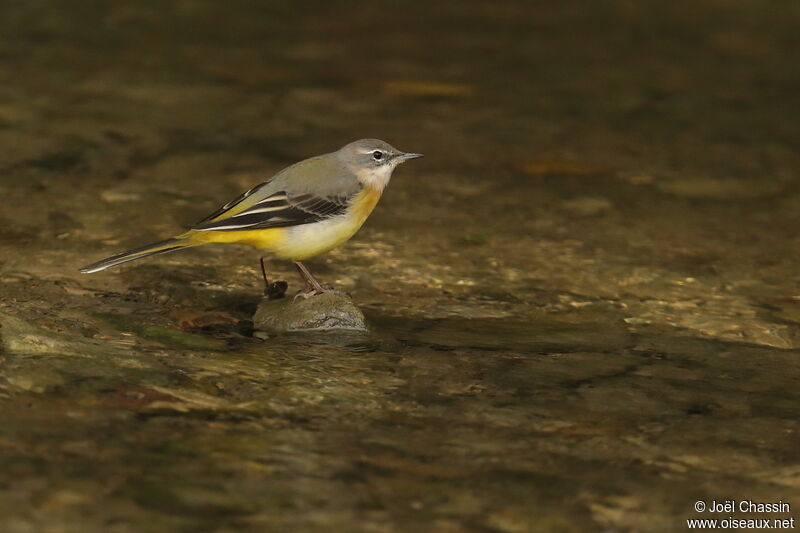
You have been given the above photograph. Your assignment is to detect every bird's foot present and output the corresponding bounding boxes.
[293,289,319,301]
[259,257,288,300]
[264,280,288,300]
[292,284,344,301]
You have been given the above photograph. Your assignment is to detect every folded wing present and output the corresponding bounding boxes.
[194,181,272,225]
[191,190,353,231]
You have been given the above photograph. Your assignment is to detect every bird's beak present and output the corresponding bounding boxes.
[395,152,424,163]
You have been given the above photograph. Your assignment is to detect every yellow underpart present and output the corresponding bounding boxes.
[183,226,285,248]
[351,186,382,222]
[180,186,383,261]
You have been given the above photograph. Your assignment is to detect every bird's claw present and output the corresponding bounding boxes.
[292,285,344,301]
[293,290,317,302]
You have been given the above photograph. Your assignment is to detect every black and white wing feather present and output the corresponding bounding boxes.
[194,181,272,225]
[191,190,354,231]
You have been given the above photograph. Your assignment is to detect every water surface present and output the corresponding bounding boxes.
[1,1,799,531]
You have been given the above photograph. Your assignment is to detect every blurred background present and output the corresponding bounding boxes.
[1,1,799,532]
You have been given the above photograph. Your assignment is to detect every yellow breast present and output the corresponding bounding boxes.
[351,186,382,223]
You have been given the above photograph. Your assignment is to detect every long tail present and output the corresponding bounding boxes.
[79,237,197,273]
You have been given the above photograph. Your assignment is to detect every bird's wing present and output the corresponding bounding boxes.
[194,180,274,225]
[191,190,355,231]
[191,155,362,232]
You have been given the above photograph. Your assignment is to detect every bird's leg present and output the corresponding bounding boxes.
[293,261,326,296]
[293,261,339,300]
[260,257,287,300]
[259,257,270,289]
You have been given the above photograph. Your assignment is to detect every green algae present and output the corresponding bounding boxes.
[95,313,229,351]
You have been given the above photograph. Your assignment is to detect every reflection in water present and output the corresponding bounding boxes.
[1,1,800,531]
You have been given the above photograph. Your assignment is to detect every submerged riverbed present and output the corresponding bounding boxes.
[1,1,799,531]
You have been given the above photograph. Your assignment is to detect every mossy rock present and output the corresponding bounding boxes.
[253,292,368,333]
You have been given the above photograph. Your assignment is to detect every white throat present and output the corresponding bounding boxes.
[358,164,394,192]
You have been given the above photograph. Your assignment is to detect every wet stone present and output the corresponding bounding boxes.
[253,292,368,333]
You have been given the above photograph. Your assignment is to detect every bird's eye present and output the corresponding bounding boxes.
[372,150,383,160]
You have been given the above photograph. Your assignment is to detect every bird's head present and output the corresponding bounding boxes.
[338,139,423,190]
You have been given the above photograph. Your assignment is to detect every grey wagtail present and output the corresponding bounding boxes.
[80,139,423,297]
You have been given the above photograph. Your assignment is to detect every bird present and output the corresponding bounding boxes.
[79,139,423,298]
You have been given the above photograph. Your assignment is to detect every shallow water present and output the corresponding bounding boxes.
[1,1,800,531]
